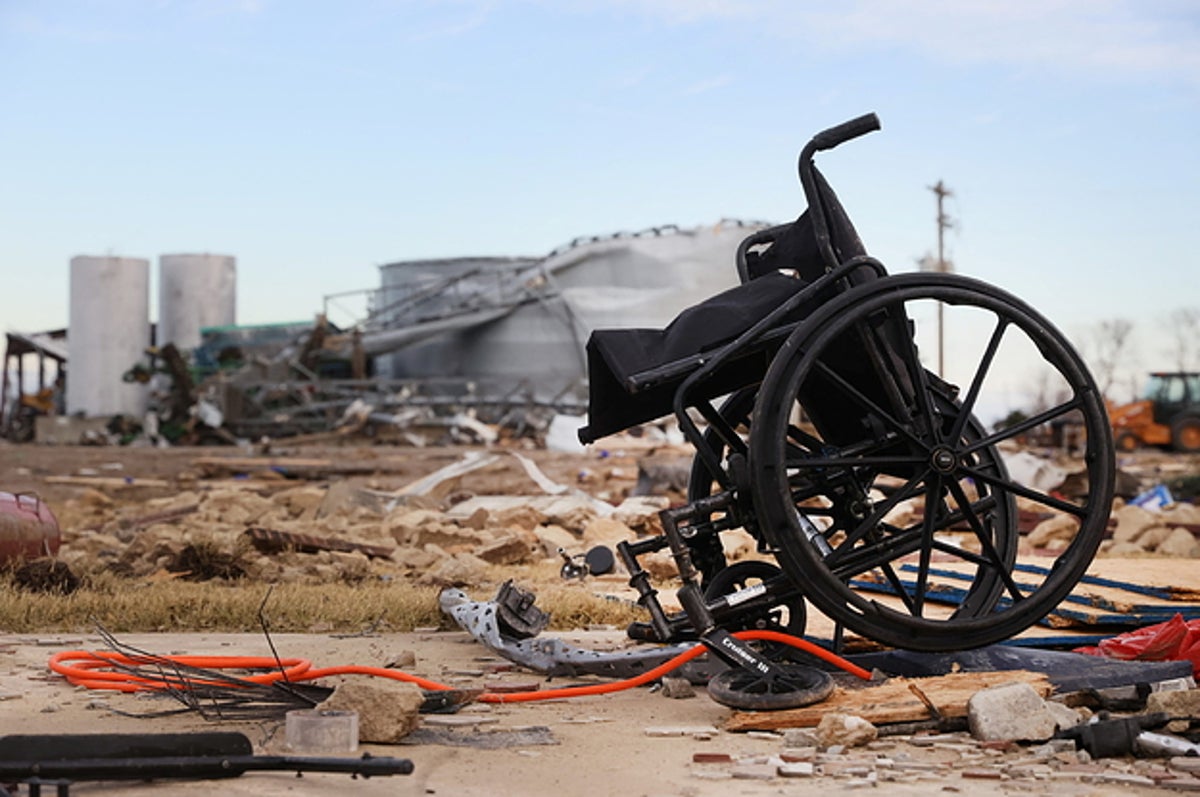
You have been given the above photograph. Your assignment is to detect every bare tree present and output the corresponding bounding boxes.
[1085,318,1136,400]
[1162,307,1200,372]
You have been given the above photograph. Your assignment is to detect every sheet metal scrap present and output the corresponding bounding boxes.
[439,585,717,682]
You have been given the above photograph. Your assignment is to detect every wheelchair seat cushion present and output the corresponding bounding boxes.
[580,271,813,443]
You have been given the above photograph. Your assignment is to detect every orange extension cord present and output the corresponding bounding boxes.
[49,630,871,704]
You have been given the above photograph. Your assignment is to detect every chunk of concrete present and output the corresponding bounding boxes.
[1156,527,1200,558]
[1044,700,1083,732]
[659,676,696,699]
[319,679,424,743]
[815,713,877,748]
[581,516,637,547]
[1146,687,1200,720]
[1026,513,1079,549]
[1110,505,1159,545]
[532,524,579,559]
[475,534,534,565]
[967,681,1059,742]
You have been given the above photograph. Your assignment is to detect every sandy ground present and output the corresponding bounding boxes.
[3,628,1187,797]
[3,441,1200,795]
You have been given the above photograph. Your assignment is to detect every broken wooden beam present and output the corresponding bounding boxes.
[242,527,394,559]
[724,671,1052,732]
[42,476,171,489]
[192,457,380,479]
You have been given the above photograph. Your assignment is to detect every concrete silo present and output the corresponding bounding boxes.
[158,253,237,353]
[66,255,151,418]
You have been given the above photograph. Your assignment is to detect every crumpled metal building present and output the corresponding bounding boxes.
[367,220,766,407]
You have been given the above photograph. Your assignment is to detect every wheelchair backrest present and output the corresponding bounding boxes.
[737,166,875,289]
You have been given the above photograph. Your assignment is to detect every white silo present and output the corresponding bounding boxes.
[67,255,151,418]
[158,253,237,352]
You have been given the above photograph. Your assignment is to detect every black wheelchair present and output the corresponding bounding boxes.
[578,113,1115,709]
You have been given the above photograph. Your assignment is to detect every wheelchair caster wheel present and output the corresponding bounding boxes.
[704,560,806,637]
[706,662,834,711]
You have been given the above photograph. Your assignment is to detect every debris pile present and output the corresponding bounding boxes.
[1104,502,1200,557]
[44,450,699,590]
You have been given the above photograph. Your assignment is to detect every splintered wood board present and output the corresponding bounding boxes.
[724,670,1052,732]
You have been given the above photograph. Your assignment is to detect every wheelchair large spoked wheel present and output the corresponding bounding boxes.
[687,376,1014,620]
[749,272,1114,652]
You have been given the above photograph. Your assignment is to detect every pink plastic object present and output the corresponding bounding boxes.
[0,492,61,564]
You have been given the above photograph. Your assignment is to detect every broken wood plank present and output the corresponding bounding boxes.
[724,670,1052,732]
[43,476,171,489]
[191,456,380,479]
[242,527,395,559]
[1017,562,1200,603]
[102,503,200,534]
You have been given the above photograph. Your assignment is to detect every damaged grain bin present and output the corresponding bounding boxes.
[368,222,766,405]
[158,254,237,353]
[66,255,151,419]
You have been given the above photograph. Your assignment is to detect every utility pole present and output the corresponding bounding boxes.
[929,180,954,378]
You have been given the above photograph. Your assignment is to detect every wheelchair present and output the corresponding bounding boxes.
[577,113,1115,709]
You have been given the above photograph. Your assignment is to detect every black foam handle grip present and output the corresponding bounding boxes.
[811,113,881,151]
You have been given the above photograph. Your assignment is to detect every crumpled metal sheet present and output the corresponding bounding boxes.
[439,588,718,682]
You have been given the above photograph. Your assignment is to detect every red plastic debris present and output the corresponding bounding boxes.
[1074,613,1200,677]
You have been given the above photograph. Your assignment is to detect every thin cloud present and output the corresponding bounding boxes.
[683,74,733,96]
[2,11,131,44]
[403,1,494,42]
[817,0,1200,78]
[580,0,1200,83]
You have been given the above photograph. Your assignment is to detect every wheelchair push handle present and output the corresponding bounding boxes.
[810,112,881,152]
[791,111,881,272]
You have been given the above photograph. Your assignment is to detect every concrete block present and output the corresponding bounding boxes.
[967,681,1059,742]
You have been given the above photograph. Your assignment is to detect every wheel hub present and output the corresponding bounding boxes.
[930,445,959,474]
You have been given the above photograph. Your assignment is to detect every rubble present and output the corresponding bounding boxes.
[318,679,425,744]
[1145,688,1200,722]
[966,681,1072,742]
[815,713,878,748]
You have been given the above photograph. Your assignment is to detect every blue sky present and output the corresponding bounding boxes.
[2,0,1198,395]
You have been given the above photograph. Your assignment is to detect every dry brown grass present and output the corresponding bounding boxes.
[0,572,648,635]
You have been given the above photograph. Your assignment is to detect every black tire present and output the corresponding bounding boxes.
[704,560,806,636]
[706,662,834,711]
[750,273,1114,652]
[1171,416,1200,453]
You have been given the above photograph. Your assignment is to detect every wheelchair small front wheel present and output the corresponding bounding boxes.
[706,662,834,711]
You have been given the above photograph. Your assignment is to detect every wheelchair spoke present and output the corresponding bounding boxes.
[821,469,929,560]
[785,453,924,470]
[964,395,1084,456]
[963,462,1088,518]
[877,301,942,445]
[785,423,827,451]
[912,473,945,616]
[810,359,932,451]
[948,316,1009,444]
[879,562,921,615]
[945,479,1025,603]
[827,526,927,580]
